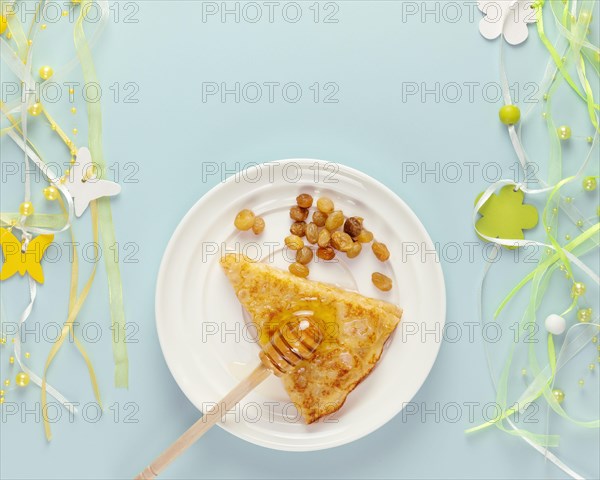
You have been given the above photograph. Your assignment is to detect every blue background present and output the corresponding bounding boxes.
[1,1,599,479]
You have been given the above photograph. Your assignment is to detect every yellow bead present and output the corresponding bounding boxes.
[577,308,592,323]
[543,93,548,101]
[593,337,598,344]
[15,372,29,387]
[0,15,7,35]
[576,220,584,228]
[8,356,14,364]
[69,88,74,95]
[73,0,82,4]
[3,380,9,387]
[19,201,34,217]
[27,39,32,46]
[542,112,547,118]
[24,352,30,359]
[71,107,77,114]
[43,186,59,201]
[50,123,56,131]
[565,196,572,203]
[41,24,47,30]
[578,379,584,387]
[0,397,4,405]
[62,10,68,17]
[583,177,597,191]
[521,368,527,376]
[28,102,43,116]
[557,126,571,140]
[72,128,78,135]
[0,390,4,396]
[552,207,558,214]
[545,226,552,233]
[552,388,565,404]
[39,65,53,80]
[587,136,593,143]
[565,234,571,241]
[589,363,595,371]
[499,105,520,125]
[0,337,6,345]
[7,32,12,39]
[572,282,586,297]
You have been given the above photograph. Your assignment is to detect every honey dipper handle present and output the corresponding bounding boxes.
[135,363,271,480]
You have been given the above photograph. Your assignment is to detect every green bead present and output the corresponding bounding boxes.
[572,282,586,297]
[499,105,521,125]
[552,388,565,404]
[583,177,597,191]
[557,126,572,140]
[577,308,592,322]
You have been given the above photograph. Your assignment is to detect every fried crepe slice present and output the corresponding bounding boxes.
[220,253,402,423]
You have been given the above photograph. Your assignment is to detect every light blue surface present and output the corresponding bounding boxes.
[1,1,599,479]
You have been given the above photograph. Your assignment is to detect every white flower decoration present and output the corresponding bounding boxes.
[478,0,537,46]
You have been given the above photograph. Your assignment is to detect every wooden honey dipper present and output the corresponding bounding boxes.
[136,316,323,479]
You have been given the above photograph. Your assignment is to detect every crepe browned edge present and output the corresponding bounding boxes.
[220,253,403,423]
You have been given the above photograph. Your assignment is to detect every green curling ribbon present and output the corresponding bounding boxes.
[74,0,128,388]
[469,0,600,455]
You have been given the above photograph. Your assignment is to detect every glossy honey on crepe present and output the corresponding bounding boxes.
[220,254,402,423]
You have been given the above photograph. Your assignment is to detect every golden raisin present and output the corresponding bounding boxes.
[296,193,313,209]
[317,197,334,214]
[290,221,307,237]
[356,230,374,243]
[290,206,309,222]
[252,217,265,235]
[285,235,304,250]
[372,272,392,291]
[325,210,344,231]
[234,209,255,231]
[346,241,362,259]
[289,262,309,278]
[317,229,331,248]
[344,217,363,238]
[331,231,353,252]
[372,241,390,261]
[305,223,319,244]
[296,246,314,265]
[316,246,336,261]
[313,210,327,227]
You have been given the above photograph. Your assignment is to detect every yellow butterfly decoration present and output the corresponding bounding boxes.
[0,227,54,284]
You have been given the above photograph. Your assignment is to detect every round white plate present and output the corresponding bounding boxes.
[156,159,446,451]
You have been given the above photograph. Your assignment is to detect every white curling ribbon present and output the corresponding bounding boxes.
[12,278,77,414]
[477,247,591,480]
[6,129,75,235]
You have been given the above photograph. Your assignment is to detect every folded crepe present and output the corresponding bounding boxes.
[220,253,402,423]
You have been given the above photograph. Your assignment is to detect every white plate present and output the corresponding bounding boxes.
[156,159,446,451]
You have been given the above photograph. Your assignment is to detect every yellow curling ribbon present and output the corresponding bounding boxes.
[74,0,128,387]
[42,200,102,441]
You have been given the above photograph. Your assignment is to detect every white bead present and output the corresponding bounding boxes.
[545,314,566,335]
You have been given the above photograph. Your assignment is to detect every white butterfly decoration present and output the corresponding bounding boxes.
[64,147,121,217]
[478,0,537,46]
